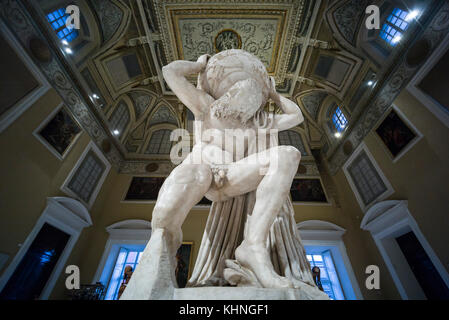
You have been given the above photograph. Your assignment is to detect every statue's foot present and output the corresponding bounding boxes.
[235,240,294,289]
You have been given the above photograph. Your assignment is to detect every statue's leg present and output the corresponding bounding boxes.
[152,161,212,260]
[222,145,301,288]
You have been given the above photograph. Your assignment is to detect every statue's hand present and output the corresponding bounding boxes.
[196,54,211,70]
[268,76,281,105]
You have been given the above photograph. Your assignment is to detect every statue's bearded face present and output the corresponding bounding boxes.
[198,50,270,124]
[210,78,266,124]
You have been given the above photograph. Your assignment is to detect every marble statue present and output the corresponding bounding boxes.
[121,49,329,300]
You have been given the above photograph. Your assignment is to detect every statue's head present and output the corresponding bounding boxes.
[198,49,270,100]
[198,49,272,124]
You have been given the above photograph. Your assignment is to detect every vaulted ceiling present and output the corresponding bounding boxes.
[12,0,447,175]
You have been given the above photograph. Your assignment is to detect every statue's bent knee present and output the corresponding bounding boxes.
[277,145,301,163]
[151,207,172,230]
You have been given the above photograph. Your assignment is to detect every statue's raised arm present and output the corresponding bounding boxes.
[162,54,215,116]
[268,77,305,131]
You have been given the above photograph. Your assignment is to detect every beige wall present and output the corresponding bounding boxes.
[0,88,116,299]
[322,88,449,299]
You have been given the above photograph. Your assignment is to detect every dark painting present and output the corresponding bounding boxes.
[175,243,193,288]
[38,107,81,156]
[124,177,165,201]
[290,179,327,203]
[376,110,416,157]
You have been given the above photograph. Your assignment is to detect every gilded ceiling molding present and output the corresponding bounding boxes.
[329,0,369,48]
[299,90,328,121]
[119,160,175,176]
[152,0,307,85]
[89,0,129,45]
[128,89,158,120]
[327,1,449,175]
[147,104,179,127]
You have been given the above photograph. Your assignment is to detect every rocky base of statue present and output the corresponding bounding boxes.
[120,228,176,300]
[120,228,329,300]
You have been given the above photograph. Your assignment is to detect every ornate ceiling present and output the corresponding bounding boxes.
[3,0,448,176]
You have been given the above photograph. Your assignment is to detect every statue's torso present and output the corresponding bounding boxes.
[193,108,260,164]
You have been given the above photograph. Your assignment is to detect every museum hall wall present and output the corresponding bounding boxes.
[325,88,449,300]
[1,0,449,301]
[0,87,117,299]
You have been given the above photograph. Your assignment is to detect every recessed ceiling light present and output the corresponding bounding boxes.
[392,36,402,44]
[64,47,73,54]
[367,81,374,86]
[113,130,119,135]
[61,40,68,46]
[405,10,420,22]
[334,132,342,138]
[92,94,99,99]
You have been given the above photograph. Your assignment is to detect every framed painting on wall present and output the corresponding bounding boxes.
[123,177,166,201]
[290,178,328,203]
[175,242,194,288]
[375,107,421,161]
[34,103,82,160]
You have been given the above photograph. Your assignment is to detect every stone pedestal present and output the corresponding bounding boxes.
[174,287,330,300]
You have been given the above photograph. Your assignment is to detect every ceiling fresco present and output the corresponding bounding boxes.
[4,0,447,176]
[153,0,307,84]
[174,14,282,72]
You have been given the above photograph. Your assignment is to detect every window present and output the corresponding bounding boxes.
[46,8,79,42]
[396,232,449,299]
[61,141,111,208]
[109,102,130,138]
[343,143,393,210]
[146,129,172,154]
[347,152,387,205]
[332,106,347,132]
[307,252,345,300]
[104,248,143,300]
[67,150,105,204]
[379,8,410,46]
[361,200,449,299]
[297,220,363,300]
[0,197,92,300]
[93,220,151,300]
[0,223,70,300]
[298,220,363,300]
[279,130,308,155]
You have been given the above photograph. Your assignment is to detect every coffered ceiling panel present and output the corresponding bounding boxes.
[152,0,307,83]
